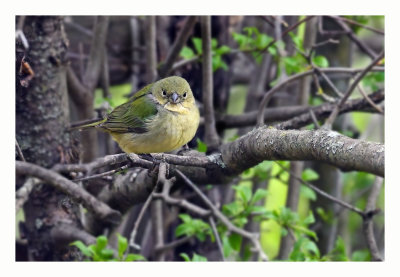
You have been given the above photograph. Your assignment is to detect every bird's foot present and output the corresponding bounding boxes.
[177,144,191,156]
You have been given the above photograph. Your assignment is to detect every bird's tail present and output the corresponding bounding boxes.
[68,118,106,131]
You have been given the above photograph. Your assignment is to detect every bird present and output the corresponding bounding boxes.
[71,76,200,154]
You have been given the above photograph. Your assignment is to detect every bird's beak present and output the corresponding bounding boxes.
[170,92,179,104]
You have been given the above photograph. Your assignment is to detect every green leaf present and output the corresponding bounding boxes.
[125,253,146,261]
[250,189,268,205]
[215,45,231,55]
[324,236,348,261]
[312,55,329,68]
[303,211,315,225]
[222,201,242,217]
[70,241,93,257]
[211,38,218,49]
[228,233,242,252]
[222,235,232,257]
[196,138,208,153]
[289,32,304,52]
[180,253,191,261]
[301,168,320,181]
[233,185,252,204]
[175,224,191,237]
[192,253,208,262]
[351,249,371,261]
[180,46,195,59]
[192,37,202,54]
[117,234,128,259]
[96,236,108,251]
[300,185,317,201]
[100,248,114,260]
[179,213,192,223]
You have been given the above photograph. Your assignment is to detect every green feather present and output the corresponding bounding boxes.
[98,84,158,134]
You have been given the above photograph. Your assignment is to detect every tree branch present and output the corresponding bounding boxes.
[221,128,384,177]
[16,161,121,224]
[256,66,384,126]
[83,16,110,90]
[324,52,384,128]
[158,16,197,77]
[201,16,220,150]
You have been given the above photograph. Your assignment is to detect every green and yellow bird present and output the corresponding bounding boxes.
[73,76,200,154]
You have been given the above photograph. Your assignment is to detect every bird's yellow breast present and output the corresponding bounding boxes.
[110,104,200,154]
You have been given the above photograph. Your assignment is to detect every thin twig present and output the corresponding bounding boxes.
[258,16,315,56]
[15,139,26,162]
[155,236,193,253]
[175,169,269,261]
[329,16,384,36]
[363,177,384,261]
[313,66,344,97]
[129,187,156,250]
[209,216,225,261]
[324,51,384,128]
[16,177,40,213]
[256,66,384,126]
[274,162,365,216]
[73,164,130,182]
[333,17,377,59]
[357,84,384,114]
[158,16,197,77]
[309,109,321,129]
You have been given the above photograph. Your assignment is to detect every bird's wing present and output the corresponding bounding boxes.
[100,84,158,134]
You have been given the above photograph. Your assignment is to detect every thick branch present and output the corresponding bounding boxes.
[16,161,121,224]
[201,16,220,150]
[221,128,384,177]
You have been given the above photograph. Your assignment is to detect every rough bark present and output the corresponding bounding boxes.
[16,16,81,261]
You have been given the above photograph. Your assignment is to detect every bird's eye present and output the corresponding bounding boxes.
[183,92,187,98]
[162,90,167,97]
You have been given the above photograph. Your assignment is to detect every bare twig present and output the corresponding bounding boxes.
[256,66,384,126]
[258,16,315,56]
[209,216,225,261]
[274,162,364,216]
[155,236,193,253]
[175,170,269,261]
[16,177,40,213]
[15,139,26,162]
[363,177,384,261]
[129,188,156,250]
[276,90,384,130]
[313,66,344,98]
[324,52,384,128]
[16,161,121,224]
[201,16,220,150]
[73,164,130,182]
[309,109,321,129]
[333,17,377,59]
[329,16,384,36]
[357,85,384,114]
[159,16,197,77]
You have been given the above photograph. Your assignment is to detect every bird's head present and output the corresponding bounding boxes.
[151,76,196,114]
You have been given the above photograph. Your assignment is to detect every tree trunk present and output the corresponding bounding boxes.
[16,16,81,261]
